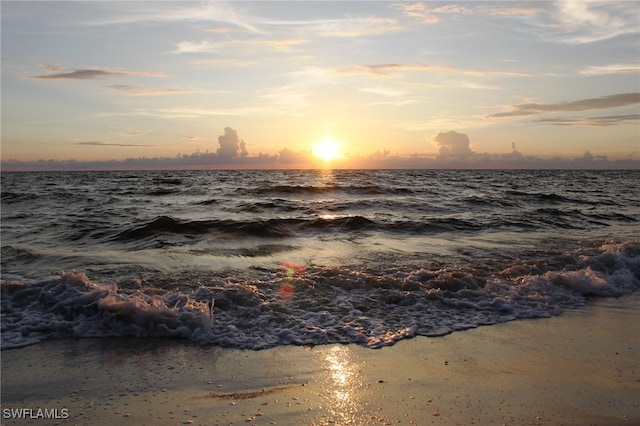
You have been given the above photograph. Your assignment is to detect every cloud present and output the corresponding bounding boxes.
[244,14,402,38]
[360,86,407,97]
[81,2,400,39]
[337,63,529,79]
[556,0,639,44]
[391,3,470,24]
[105,85,189,96]
[310,16,401,37]
[579,64,640,75]
[486,110,540,119]
[277,148,313,165]
[32,65,165,80]
[535,114,640,126]
[77,141,154,147]
[130,107,259,119]
[86,2,262,34]
[173,38,307,54]
[217,127,248,159]
[35,69,124,80]
[258,84,311,114]
[4,129,639,171]
[433,131,474,159]
[256,67,341,114]
[392,1,636,45]
[475,4,543,17]
[206,26,233,34]
[487,93,640,119]
[392,2,543,24]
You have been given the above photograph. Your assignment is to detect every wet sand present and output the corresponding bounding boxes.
[2,292,639,426]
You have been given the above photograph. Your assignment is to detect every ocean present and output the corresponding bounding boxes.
[1,169,639,350]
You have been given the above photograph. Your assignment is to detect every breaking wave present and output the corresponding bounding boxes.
[2,240,638,350]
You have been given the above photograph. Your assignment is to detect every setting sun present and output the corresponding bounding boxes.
[312,137,343,162]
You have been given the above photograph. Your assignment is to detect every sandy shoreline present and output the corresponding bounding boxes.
[2,293,639,426]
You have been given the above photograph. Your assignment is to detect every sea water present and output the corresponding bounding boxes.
[1,169,639,349]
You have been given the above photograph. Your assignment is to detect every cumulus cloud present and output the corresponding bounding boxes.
[3,142,639,171]
[487,93,640,119]
[277,148,313,165]
[3,126,638,171]
[433,131,473,159]
[217,127,248,158]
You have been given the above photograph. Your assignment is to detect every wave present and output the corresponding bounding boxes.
[112,216,297,241]
[505,190,602,205]
[239,184,415,196]
[2,240,638,350]
[0,272,214,349]
[110,215,492,243]
[108,207,636,246]
[1,191,39,204]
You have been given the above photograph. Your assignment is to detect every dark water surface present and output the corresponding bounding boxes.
[2,169,639,349]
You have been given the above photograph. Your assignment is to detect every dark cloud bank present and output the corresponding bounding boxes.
[2,128,638,171]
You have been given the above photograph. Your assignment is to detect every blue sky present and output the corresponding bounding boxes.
[1,1,639,169]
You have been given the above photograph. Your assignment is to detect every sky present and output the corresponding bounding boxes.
[1,0,639,170]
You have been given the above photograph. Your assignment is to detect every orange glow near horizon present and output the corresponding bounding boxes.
[312,137,344,163]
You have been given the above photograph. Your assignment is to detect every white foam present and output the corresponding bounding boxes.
[1,271,215,349]
[2,241,639,350]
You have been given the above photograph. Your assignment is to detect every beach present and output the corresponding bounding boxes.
[2,292,638,426]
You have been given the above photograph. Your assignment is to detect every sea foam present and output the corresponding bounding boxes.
[2,240,638,350]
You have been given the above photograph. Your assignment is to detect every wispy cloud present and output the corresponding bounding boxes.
[579,64,640,75]
[117,130,146,137]
[131,107,262,119]
[555,0,639,44]
[173,38,307,54]
[487,93,640,118]
[392,2,543,24]
[255,66,342,115]
[34,69,123,80]
[359,85,426,107]
[476,4,544,17]
[360,86,407,97]
[262,16,402,37]
[337,63,529,78]
[32,65,165,80]
[392,1,637,45]
[105,85,190,96]
[317,17,401,37]
[76,141,155,147]
[258,83,312,115]
[205,26,233,34]
[86,2,263,34]
[391,3,469,24]
[535,114,640,127]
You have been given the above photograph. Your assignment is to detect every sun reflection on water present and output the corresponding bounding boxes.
[321,345,364,424]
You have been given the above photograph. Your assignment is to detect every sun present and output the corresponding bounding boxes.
[312,137,343,162]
